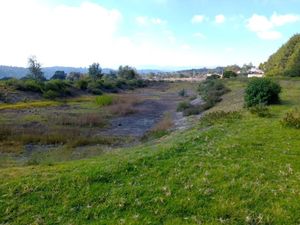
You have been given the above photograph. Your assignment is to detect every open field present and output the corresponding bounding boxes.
[1,78,300,224]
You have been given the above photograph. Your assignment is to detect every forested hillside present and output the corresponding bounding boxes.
[262,34,300,77]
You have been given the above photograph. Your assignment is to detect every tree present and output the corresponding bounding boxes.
[117,65,139,80]
[67,72,82,81]
[51,71,66,80]
[223,70,237,78]
[27,56,45,81]
[88,63,103,80]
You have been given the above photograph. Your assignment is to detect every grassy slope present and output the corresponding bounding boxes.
[1,79,300,224]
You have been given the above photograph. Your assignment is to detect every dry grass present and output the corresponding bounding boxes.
[0,124,123,154]
[51,113,106,127]
[151,114,173,133]
[143,113,174,141]
[107,94,141,116]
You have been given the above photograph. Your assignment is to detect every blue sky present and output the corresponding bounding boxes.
[0,0,299,69]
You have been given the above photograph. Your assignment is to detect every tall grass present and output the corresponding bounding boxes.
[95,95,114,106]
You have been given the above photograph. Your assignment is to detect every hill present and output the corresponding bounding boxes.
[1,78,300,224]
[263,34,300,76]
[0,66,88,79]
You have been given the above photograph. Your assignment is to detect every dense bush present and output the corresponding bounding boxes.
[182,106,201,116]
[206,74,221,80]
[223,71,238,78]
[87,81,103,95]
[75,79,89,90]
[16,79,44,93]
[281,108,300,128]
[244,78,281,107]
[198,79,229,107]
[43,80,71,99]
[177,101,190,112]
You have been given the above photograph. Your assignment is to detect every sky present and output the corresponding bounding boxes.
[0,0,300,69]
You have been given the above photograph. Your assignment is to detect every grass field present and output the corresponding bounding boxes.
[1,78,300,224]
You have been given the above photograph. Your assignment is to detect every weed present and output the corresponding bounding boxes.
[249,104,272,118]
[281,108,300,128]
[177,101,191,112]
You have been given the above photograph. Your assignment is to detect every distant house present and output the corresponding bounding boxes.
[247,68,264,78]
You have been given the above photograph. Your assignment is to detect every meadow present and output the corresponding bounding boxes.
[1,77,300,224]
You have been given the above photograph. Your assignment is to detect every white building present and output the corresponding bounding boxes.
[247,68,264,78]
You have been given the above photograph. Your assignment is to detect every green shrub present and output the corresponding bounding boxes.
[16,79,43,93]
[223,71,238,78]
[201,111,241,125]
[249,104,272,118]
[95,95,114,106]
[206,74,220,80]
[177,101,191,112]
[43,90,60,99]
[76,79,89,90]
[102,79,117,91]
[281,108,300,128]
[43,79,71,99]
[244,78,281,107]
[198,79,229,109]
[182,106,201,116]
[87,81,103,95]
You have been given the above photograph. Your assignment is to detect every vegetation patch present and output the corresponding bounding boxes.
[198,79,230,108]
[244,78,281,107]
[248,104,272,118]
[95,95,114,106]
[0,100,60,110]
[281,108,300,128]
[143,113,173,140]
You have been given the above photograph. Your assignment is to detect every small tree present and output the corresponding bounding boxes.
[223,70,237,78]
[27,56,45,81]
[88,63,103,80]
[117,65,139,80]
[244,78,281,107]
[67,72,82,81]
[51,71,66,80]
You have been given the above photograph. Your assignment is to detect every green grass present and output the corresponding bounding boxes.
[1,78,300,224]
[95,95,114,106]
[0,100,61,110]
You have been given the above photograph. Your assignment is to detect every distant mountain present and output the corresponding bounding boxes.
[263,34,300,76]
[0,66,117,79]
[137,69,165,74]
[177,67,224,74]
[0,66,28,79]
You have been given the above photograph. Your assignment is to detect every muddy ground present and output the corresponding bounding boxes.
[0,81,202,165]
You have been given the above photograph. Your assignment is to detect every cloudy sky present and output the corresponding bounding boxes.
[0,0,299,69]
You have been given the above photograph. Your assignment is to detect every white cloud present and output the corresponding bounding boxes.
[191,15,205,24]
[247,13,300,40]
[257,31,282,40]
[215,14,225,24]
[136,16,167,26]
[151,18,167,25]
[271,13,300,26]
[0,0,122,67]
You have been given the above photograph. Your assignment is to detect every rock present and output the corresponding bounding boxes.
[190,97,204,106]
